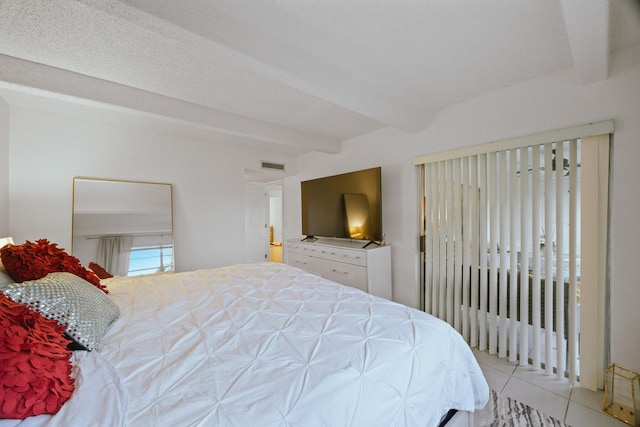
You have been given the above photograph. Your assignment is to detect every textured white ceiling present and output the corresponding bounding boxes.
[0,0,639,155]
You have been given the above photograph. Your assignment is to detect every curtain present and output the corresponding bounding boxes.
[415,125,611,386]
[422,142,580,380]
[97,236,134,277]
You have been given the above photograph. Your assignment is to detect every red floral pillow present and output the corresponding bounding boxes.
[88,262,113,279]
[0,239,108,293]
[0,293,75,419]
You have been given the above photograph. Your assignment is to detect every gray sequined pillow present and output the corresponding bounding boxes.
[1,272,120,350]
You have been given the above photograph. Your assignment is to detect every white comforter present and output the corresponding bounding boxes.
[3,263,488,427]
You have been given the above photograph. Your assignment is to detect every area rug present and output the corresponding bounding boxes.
[474,389,571,427]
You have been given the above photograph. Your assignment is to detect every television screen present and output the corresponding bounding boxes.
[301,167,382,242]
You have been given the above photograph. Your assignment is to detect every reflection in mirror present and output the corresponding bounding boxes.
[344,193,370,240]
[72,178,174,277]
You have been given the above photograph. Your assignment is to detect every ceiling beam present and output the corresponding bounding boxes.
[84,0,430,133]
[560,0,610,84]
[0,54,341,154]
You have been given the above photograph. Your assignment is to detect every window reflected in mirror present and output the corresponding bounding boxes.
[72,178,174,277]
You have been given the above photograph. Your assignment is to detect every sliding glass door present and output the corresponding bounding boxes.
[415,123,610,388]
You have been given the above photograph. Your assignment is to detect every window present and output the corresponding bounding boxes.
[127,244,174,276]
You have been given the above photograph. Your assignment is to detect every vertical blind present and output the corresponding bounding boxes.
[420,140,581,381]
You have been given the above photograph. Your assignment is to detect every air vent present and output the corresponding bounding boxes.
[261,161,285,171]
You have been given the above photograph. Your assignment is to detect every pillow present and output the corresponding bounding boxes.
[0,236,14,249]
[0,239,108,293]
[0,267,14,289]
[2,272,120,351]
[89,262,113,279]
[0,241,15,289]
[0,292,75,419]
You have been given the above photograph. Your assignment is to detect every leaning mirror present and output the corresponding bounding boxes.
[72,178,174,277]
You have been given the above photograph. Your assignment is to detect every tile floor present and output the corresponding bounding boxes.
[473,349,628,427]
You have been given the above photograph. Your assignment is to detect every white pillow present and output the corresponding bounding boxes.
[0,267,14,289]
[0,236,14,288]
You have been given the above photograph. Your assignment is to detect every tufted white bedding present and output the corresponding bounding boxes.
[2,262,488,427]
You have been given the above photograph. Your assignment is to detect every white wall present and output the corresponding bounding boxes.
[0,97,9,237]
[284,45,640,372]
[4,94,296,273]
[283,134,419,304]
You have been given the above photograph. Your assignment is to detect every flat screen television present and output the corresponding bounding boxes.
[301,167,382,244]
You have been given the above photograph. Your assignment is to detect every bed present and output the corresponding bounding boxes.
[1,262,488,427]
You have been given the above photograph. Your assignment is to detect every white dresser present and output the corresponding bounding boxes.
[285,238,392,299]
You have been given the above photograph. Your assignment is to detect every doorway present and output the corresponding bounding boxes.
[244,168,283,264]
[244,182,269,263]
[267,184,283,262]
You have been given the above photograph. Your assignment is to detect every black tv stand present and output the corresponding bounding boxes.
[362,240,380,249]
[301,236,318,242]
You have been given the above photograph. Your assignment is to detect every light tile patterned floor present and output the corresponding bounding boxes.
[473,349,629,427]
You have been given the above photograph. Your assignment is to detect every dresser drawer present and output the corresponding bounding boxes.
[287,241,321,257]
[313,257,367,292]
[288,241,366,266]
[287,252,315,271]
[314,246,366,266]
